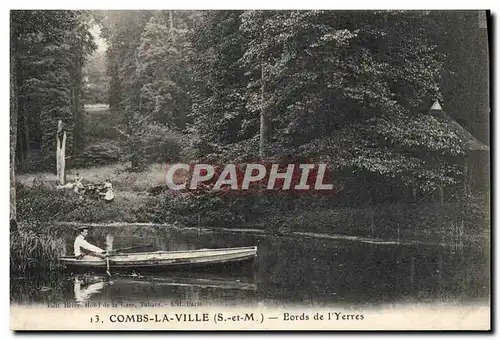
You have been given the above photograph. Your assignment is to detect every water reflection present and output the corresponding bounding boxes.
[113,275,257,291]
[69,272,258,306]
[105,234,114,251]
[74,276,107,305]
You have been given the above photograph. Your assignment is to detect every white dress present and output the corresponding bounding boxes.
[103,182,114,201]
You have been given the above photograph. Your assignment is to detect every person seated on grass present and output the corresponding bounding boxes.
[56,181,74,190]
[99,179,114,202]
[74,227,106,260]
[73,173,85,195]
[75,173,84,183]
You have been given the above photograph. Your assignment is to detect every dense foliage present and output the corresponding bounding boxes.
[14,181,489,244]
[12,10,488,200]
[94,10,489,195]
[188,10,488,193]
[100,11,195,169]
[12,10,97,171]
[10,11,489,279]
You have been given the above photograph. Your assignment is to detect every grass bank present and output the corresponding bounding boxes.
[18,163,170,195]
[139,191,489,247]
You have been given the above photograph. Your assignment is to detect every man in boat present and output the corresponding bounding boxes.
[74,227,106,260]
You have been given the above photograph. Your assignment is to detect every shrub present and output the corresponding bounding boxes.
[121,113,182,170]
[16,181,145,224]
[16,182,82,223]
[73,140,121,167]
[142,124,182,164]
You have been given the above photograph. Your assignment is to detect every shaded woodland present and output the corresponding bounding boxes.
[11,10,490,230]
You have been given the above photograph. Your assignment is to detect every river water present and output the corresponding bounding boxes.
[10,226,490,308]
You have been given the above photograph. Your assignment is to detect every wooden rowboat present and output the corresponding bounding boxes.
[59,246,258,270]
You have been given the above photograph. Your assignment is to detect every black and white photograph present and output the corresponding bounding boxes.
[9,9,491,330]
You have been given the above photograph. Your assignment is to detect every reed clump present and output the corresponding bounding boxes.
[10,226,65,275]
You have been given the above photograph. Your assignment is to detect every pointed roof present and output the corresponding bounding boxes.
[444,117,489,152]
[430,100,443,111]
[428,100,489,152]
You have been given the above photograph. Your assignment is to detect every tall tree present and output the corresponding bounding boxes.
[101,10,153,112]
[190,11,250,158]
[100,10,154,169]
[10,11,19,223]
[137,11,193,129]
[432,11,490,144]
[68,11,97,154]
[13,10,96,170]
[101,10,201,169]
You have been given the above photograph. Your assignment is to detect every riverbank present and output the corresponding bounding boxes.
[14,178,490,250]
[49,221,488,249]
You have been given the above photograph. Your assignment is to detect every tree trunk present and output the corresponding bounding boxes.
[259,57,269,158]
[369,191,375,234]
[169,10,174,30]
[16,108,24,169]
[73,57,84,155]
[69,43,84,155]
[10,23,18,224]
[56,120,67,185]
[463,157,469,196]
[438,185,444,205]
[23,104,29,161]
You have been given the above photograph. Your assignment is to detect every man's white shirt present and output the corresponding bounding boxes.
[74,234,104,256]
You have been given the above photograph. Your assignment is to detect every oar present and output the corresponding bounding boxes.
[106,243,153,254]
[103,243,153,277]
[101,243,153,277]
[106,256,111,277]
[105,234,114,277]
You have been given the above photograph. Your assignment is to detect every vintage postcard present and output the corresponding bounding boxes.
[9,9,490,331]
